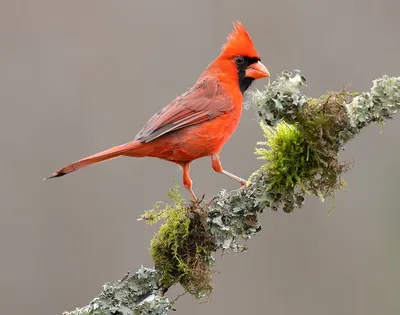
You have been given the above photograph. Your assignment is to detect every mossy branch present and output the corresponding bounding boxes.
[64,70,400,315]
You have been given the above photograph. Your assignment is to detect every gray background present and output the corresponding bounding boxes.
[1,1,399,314]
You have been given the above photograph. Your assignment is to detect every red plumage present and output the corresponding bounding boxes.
[46,21,269,200]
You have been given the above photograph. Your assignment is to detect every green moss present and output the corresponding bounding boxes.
[254,122,316,192]
[142,183,216,300]
[253,90,354,211]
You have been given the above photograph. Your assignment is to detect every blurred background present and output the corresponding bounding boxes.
[1,0,399,314]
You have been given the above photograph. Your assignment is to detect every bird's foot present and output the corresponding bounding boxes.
[238,180,252,192]
[186,194,205,211]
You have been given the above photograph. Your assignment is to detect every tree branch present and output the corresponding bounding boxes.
[63,70,400,315]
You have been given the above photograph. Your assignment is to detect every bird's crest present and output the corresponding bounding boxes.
[221,21,259,59]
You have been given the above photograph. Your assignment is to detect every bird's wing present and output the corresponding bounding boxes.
[134,76,234,143]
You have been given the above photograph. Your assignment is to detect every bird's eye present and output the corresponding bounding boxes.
[235,56,244,64]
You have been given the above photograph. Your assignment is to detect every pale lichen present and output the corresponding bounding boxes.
[346,75,400,129]
[248,69,308,126]
[62,267,170,315]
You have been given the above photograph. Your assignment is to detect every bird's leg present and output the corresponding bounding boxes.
[211,154,247,186]
[181,162,198,201]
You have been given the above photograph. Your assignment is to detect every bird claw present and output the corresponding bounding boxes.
[187,194,205,210]
[195,194,205,204]
[238,181,252,192]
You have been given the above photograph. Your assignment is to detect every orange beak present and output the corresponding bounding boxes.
[245,61,270,79]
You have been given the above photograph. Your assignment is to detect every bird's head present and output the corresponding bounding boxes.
[217,21,270,93]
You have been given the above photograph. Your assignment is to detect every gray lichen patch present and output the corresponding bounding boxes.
[346,75,400,129]
[63,267,170,315]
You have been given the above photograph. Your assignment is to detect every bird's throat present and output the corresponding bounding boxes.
[238,76,255,94]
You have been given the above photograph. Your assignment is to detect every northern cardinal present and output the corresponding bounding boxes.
[45,22,269,201]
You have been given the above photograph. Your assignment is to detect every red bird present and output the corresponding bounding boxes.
[46,22,269,201]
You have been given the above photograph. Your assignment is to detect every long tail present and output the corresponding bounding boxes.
[44,141,142,180]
